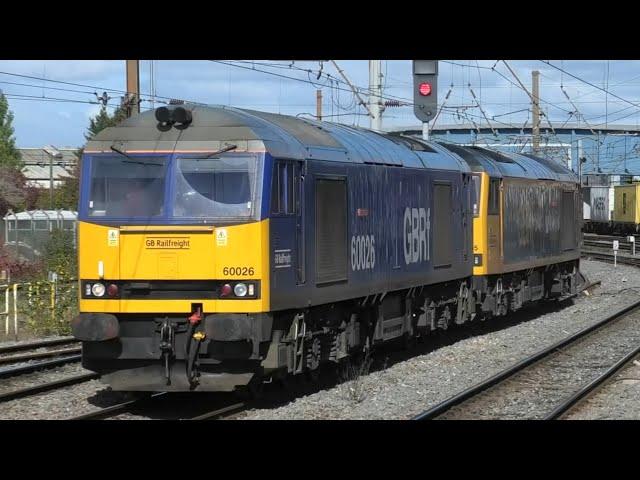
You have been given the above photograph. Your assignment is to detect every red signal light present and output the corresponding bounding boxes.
[220,284,232,297]
[107,284,119,297]
[419,82,432,96]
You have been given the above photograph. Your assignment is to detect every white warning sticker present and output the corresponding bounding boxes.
[107,229,119,247]
[216,228,228,246]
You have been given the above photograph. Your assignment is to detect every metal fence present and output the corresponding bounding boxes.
[1,209,77,262]
[0,279,77,340]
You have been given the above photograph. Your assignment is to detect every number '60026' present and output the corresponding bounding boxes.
[351,235,375,271]
[223,266,255,276]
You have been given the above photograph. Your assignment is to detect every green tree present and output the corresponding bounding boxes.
[0,167,39,216]
[0,92,21,169]
[49,152,81,210]
[0,92,32,216]
[85,104,128,140]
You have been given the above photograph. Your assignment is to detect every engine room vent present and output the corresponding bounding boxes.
[315,178,348,285]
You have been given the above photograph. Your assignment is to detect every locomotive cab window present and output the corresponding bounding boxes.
[88,156,168,218]
[471,174,481,217]
[174,155,258,219]
[271,161,300,215]
[488,178,500,215]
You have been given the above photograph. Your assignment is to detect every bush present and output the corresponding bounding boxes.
[0,245,43,283]
[22,229,78,336]
[43,228,77,280]
[24,279,75,336]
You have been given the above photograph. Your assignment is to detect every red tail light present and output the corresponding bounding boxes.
[220,284,232,297]
[107,284,119,297]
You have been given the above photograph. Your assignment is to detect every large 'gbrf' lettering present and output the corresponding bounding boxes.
[403,207,430,265]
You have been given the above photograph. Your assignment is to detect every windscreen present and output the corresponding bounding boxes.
[173,156,258,219]
[88,156,167,218]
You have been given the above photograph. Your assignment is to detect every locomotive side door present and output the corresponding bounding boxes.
[295,161,305,284]
[461,174,471,263]
[270,160,305,310]
[486,176,502,271]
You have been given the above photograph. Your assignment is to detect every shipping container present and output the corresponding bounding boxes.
[582,186,610,223]
[613,184,640,229]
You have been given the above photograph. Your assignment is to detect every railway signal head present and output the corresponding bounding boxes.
[413,60,438,122]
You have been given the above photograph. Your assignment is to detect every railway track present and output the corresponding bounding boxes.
[583,239,637,253]
[0,346,81,365]
[69,392,167,420]
[0,354,81,379]
[546,351,640,419]
[413,298,640,420]
[0,372,98,403]
[68,392,248,420]
[0,337,78,355]
[583,233,639,241]
[0,337,91,406]
[581,249,640,267]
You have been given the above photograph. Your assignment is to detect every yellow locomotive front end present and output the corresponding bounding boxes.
[78,221,269,316]
[73,143,274,392]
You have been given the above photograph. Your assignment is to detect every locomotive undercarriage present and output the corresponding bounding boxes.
[262,261,580,383]
[82,261,581,393]
[472,260,580,318]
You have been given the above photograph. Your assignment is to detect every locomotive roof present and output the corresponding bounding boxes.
[84,105,469,172]
[434,142,577,182]
[84,105,576,181]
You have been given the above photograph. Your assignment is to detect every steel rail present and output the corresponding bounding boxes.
[0,347,81,365]
[0,337,77,355]
[0,372,98,403]
[69,392,167,420]
[189,402,247,420]
[581,249,640,266]
[412,299,640,420]
[0,354,81,379]
[546,346,640,419]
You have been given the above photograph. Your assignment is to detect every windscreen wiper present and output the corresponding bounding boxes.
[110,145,162,166]
[202,143,237,159]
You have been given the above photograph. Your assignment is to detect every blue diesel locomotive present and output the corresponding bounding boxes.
[71,105,582,393]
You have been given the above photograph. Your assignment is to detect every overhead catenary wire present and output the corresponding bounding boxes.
[0,70,196,107]
[541,60,640,111]
[468,85,497,137]
[211,60,416,107]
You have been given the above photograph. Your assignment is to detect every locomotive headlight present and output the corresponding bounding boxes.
[234,283,248,297]
[91,283,106,297]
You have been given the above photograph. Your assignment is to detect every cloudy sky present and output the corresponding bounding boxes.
[1,60,639,147]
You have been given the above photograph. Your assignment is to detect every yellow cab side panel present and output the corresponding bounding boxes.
[78,219,270,314]
[473,173,503,275]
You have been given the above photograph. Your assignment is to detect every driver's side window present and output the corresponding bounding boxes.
[271,161,299,215]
